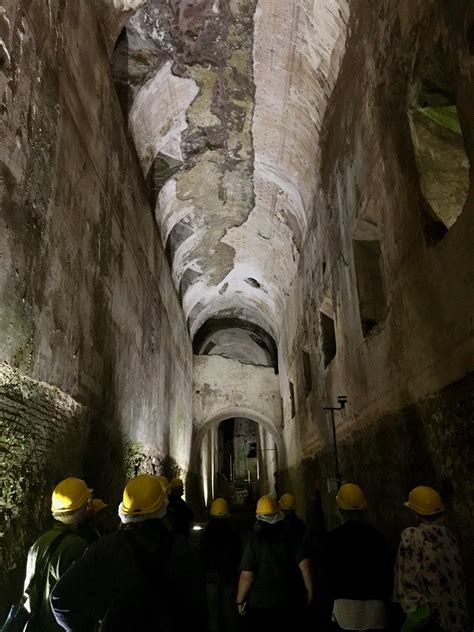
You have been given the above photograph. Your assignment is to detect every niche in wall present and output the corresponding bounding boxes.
[320,292,337,368]
[353,240,386,336]
[409,58,469,244]
[302,350,312,397]
[289,381,296,418]
[353,203,386,337]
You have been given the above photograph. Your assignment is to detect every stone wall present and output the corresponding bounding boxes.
[0,0,193,613]
[0,365,89,610]
[193,354,282,442]
[278,0,473,615]
[190,354,282,512]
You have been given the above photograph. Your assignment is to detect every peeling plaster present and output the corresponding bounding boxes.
[130,62,199,174]
[119,0,350,343]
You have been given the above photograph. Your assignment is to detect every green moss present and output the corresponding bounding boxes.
[416,105,462,134]
[159,455,182,481]
[122,439,183,481]
[123,439,146,479]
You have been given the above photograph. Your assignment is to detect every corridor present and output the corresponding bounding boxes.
[0,0,473,628]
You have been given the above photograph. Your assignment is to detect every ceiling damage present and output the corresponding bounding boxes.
[112,0,349,353]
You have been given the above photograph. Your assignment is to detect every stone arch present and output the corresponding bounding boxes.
[191,406,283,472]
[187,406,283,514]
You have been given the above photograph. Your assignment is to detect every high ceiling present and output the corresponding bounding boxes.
[112,0,349,353]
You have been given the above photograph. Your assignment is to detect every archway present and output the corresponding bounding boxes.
[188,407,283,514]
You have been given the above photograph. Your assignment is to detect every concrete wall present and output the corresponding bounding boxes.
[0,0,193,611]
[278,0,473,610]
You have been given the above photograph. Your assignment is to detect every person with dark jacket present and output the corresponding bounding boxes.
[320,483,392,631]
[200,498,241,632]
[168,477,194,538]
[236,496,313,631]
[50,474,207,632]
[20,477,91,632]
[279,493,305,544]
[78,498,118,544]
[302,479,332,627]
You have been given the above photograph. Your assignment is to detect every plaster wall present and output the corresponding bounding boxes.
[113,0,350,341]
[257,425,278,498]
[193,355,282,439]
[277,0,474,608]
[0,0,193,610]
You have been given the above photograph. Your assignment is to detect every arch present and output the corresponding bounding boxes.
[193,317,278,370]
[190,406,283,473]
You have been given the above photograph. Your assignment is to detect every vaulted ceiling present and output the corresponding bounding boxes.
[112,0,349,357]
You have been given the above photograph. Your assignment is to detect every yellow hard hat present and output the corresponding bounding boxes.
[210,498,229,517]
[121,474,166,516]
[170,478,184,489]
[157,476,170,492]
[404,486,445,516]
[336,483,368,510]
[256,496,279,515]
[51,478,92,513]
[279,493,295,511]
[91,498,108,515]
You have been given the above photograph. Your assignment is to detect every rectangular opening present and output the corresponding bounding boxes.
[320,312,336,368]
[353,239,386,337]
[302,351,312,397]
[410,75,469,239]
[289,381,296,418]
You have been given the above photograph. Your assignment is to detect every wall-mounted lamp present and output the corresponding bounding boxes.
[324,395,348,490]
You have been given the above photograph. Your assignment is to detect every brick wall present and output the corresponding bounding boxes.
[0,365,89,610]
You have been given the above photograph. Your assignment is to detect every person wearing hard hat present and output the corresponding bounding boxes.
[320,483,391,631]
[85,498,119,541]
[279,493,308,621]
[168,476,194,538]
[51,474,207,631]
[279,493,305,544]
[236,495,313,631]
[78,498,118,544]
[200,498,241,632]
[393,486,468,632]
[19,478,92,631]
[157,475,171,494]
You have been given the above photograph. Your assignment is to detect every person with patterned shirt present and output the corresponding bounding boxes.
[393,486,469,632]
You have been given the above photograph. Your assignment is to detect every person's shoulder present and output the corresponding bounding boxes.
[79,528,126,559]
[326,522,345,538]
[90,528,123,546]
[326,520,369,544]
[33,526,57,544]
[27,526,58,556]
[63,529,89,549]
[246,528,259,546]
[400,526,418,545]
[363,522,387,539]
